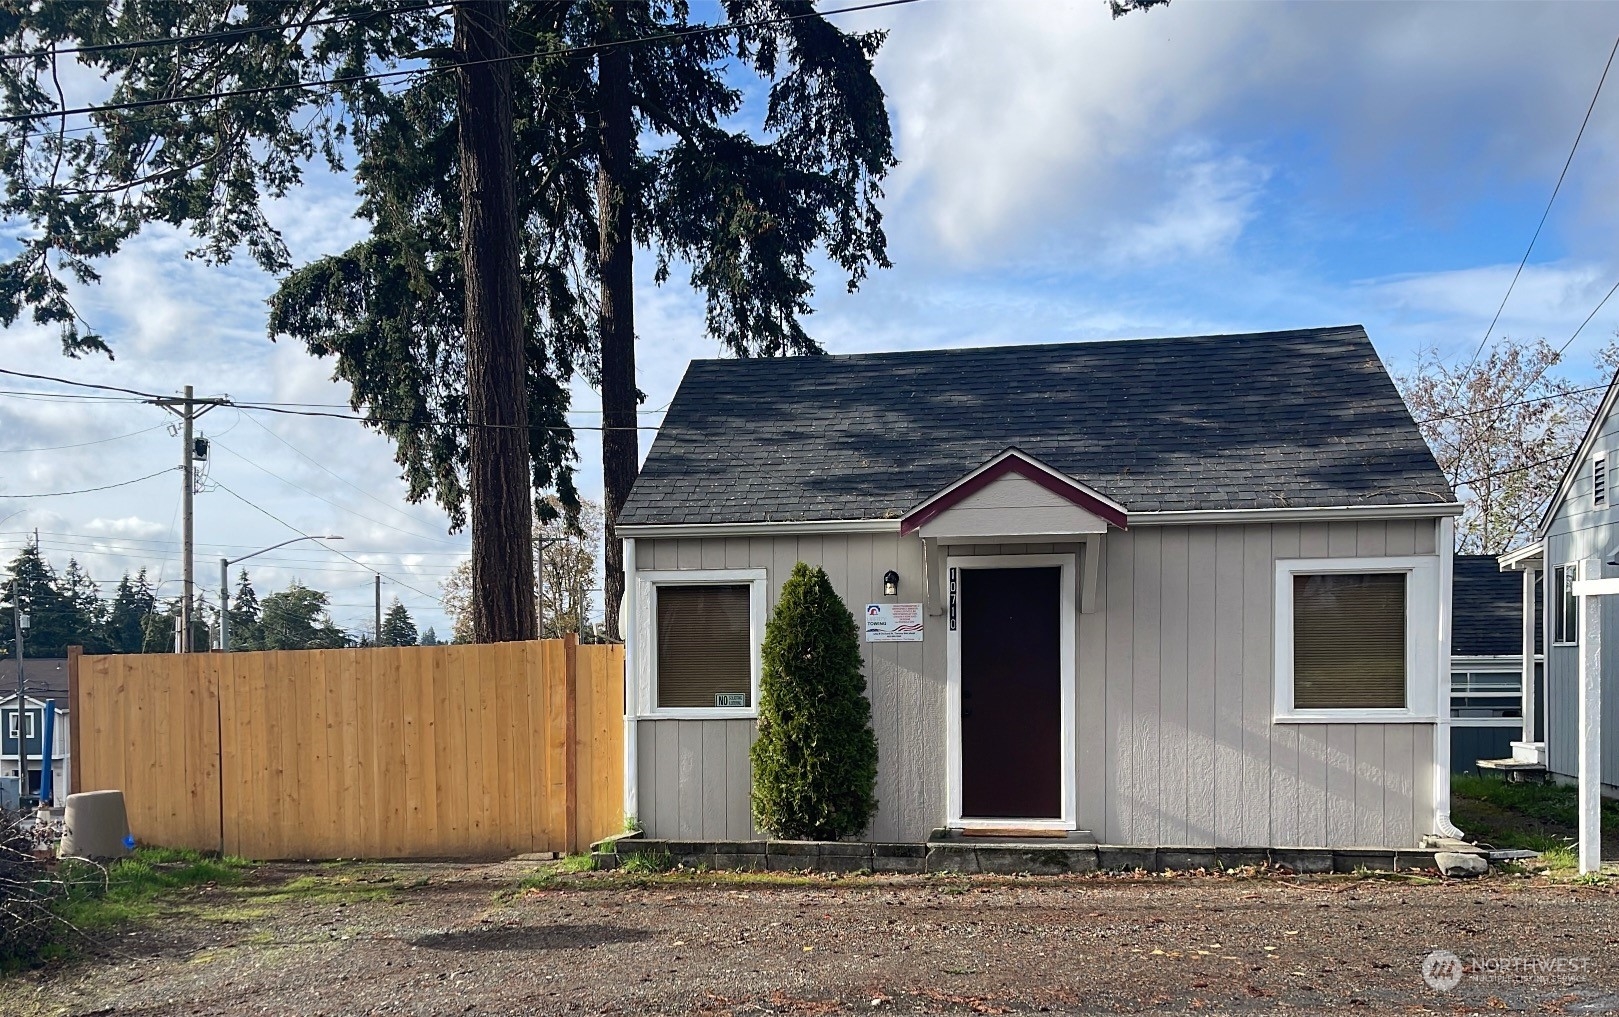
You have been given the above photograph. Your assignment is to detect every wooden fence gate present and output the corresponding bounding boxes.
[69,638,624,859]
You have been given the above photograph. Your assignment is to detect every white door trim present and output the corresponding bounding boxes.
[946,552,1078,831]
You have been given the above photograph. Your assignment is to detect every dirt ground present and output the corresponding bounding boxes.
[3,860,1617,1016]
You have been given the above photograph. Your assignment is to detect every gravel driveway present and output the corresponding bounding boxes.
[4,861,1617,1016]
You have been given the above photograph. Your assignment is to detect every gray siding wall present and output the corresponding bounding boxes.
[1542,405,1619,789]
[633,519,1442,846]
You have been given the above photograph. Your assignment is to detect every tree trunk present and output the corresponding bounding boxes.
[597,1,638,642]
[455,1,537,643]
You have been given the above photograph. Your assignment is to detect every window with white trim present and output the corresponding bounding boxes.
[5,709,35,739]
[1274,556,1439,721]
[1552,563,1578,645]
[636,568,768,717]
[656,585,751,708]
[1596,457,1607,506]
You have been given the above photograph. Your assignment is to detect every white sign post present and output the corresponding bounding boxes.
[864,603,924,642]
[1570,560,1611,875]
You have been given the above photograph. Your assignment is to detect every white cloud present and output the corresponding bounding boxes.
[864,0,1619,262]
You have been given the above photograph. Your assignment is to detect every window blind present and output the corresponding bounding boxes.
[656,585,751,709]
[1293,573,1406,710]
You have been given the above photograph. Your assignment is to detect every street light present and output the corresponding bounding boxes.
[220,536,342,651]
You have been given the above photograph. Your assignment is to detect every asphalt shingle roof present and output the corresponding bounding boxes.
[620,325,1454,526]
[0,658,69,701]
[1452,556,1538,658]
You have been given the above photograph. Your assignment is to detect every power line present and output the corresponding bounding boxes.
[235,414,462,545]
[0,528,468,556]
[1412,380,1613,427]
[0,3,449,63]
[211,437,462,546]
[1461,30,1619,372]
[0,0,924,128]
[212,477,440,603]
[1453,450,1576,489]
[0,423,166,453]
[0,466,176,499]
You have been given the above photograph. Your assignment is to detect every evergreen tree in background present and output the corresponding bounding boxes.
[106,571,157,654]
[259,582,348,650]
[750,562,877,841]
[227,570,264,651]
[379,599,418,647]
[419,627,439,647]
[61,559,109,653]
[0,545,77,658]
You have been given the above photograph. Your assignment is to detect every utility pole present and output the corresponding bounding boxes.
[150,387,225,653]
[374,575,382,646]
[13,578,27,801]
[181,384,194,652]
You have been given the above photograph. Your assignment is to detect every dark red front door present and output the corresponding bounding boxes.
[959,566,1062,819]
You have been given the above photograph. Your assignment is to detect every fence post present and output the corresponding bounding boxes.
[67,645,81,795]
[563,633,579,853]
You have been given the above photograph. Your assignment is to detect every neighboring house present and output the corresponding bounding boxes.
[1501,365,1619,794]
[1449,556,1541,772]
[618,325,1462,849]
[0,657,72,805]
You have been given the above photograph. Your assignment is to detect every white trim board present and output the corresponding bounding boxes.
[632,567,769,720]
[945,552,1078,831]
[619,502,1463,539]
[1272,554,1442,724]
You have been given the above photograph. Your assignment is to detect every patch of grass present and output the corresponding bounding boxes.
[55,848,253,932]
[1452,775,1619,829]
[556,853,596,874]
[238,873,393,906]
[619,849,674,874]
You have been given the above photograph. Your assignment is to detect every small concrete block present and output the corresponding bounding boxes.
[767,840,823,857]
[1333,849,1397,874]
[1215,847,1270,870]
[925,844,981,874]
[1268,848,1334,874]
[711,850,765,872]
[1158,848,1218,872]
[662,840,718,857]
[820,842,875,857]
[1395,850,1440,872]
[975,846,1090,875]
[1097,845,1158,872]
[590,852,618,871]
[1434,851,1489,878]
[871,842,927,859]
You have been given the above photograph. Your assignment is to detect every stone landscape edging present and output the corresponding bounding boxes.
[590,835,1477,876]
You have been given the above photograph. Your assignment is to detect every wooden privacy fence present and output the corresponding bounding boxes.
[68,639,624,860]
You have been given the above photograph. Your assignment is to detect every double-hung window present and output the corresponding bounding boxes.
[5,709,35,739]
[635,568,767,717]
[1552,563,1579,645]
[1273,556,1439,721]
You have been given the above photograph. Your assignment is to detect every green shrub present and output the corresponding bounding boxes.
[750,562,878,840]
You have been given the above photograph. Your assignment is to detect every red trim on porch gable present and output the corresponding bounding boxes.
[899,452,1129,536]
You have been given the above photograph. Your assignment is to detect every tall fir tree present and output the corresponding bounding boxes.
[379,599,418,647]
[1,545,76,658]
[259,582,348,650]
[106,569,158,654]
[60,558,108,653]
[227,570,264,651]
[750,562,878,840]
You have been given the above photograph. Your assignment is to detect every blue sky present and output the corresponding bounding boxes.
[4,0,1619,637]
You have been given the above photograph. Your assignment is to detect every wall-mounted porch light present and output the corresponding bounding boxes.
[882,570,900,597]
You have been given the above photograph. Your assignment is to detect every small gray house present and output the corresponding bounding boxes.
[1500,363,1619,794]
[618,326,1462,848]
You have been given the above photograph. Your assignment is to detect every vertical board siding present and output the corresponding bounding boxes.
[73,641,622,858]
[634,521,1442,847]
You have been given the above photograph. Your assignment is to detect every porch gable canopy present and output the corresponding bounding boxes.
[900,448,1128,538]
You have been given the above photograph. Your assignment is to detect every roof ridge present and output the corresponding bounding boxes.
[688,324,1369,368]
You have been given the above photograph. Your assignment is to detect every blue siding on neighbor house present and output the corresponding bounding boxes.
[1542,401,1619,791]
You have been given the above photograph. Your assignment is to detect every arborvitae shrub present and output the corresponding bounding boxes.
[750,562,879,840]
